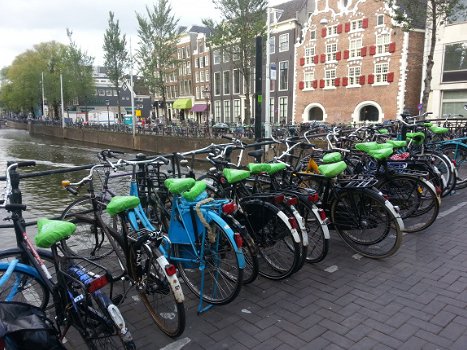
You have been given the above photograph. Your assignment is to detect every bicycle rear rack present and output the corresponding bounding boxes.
[338,174,378,188]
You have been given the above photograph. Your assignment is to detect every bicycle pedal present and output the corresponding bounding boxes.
[112,294,124,305]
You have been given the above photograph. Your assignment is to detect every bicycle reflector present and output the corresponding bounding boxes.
[234,232,243,248]
[288,217,298,229]
[308,193,319,203]
[435,186,442,196]
[87,275,109,293]
[318,209,327,221]
[164,264,177,277]
[286,197,298,206]
[274,194,285,204]
[61,180,70,188]
[222,202,237,215]
[451,160,457,167]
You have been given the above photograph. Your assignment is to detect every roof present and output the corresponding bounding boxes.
[273,0,308,22]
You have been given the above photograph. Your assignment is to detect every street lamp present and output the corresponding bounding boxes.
[105,99,110,127]
[202,87,210,137]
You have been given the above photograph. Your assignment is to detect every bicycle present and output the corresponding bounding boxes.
[0,161,135,349]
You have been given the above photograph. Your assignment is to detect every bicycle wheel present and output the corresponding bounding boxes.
[60,196,115,259]
[377,175,439,233]
[175,220,243,305]
[441,144,467,189]
[416,152,456,197]
[240,200,300,280]
[331,188,402,259]
[134,244,185,338]
[0,264,49,310]
[295,199,329,263]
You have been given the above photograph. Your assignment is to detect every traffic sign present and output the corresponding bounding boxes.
[417,103,423,111]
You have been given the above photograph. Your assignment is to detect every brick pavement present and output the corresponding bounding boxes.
[81,192,467,349]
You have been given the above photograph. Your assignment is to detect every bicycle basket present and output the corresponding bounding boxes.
[337,174,378,188]
[0,301,65,350]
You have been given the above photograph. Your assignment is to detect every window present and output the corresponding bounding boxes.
[269,98,275,122]
[327,25,338,36]
[198,42,205,53]
[443,42,467,82]
[351,19,363,31]
[304,71,315,89]
[223,71,231,94]
[196,86,200,99]
[442,90,467,115]
[224,100,231,122]
[199,57,204,68]
[269,36,275,54]
[325,69,336,87]
[195,71,199,83]
[375,62,389,83]
[204,55,209,66]
[205,70,210,82]
[106,89,112,96]
[279,61,288,90]
[448,0,467,24]
[195,58,199,68]
[98,89,105,96]
[214,72,221,95]
[377,14,384,26]
[376,33,391,54]
[200,71,204,82]
[360,105,379,122]
[279,97,288,121]
[233,69,241,94]
[233,46,240,61]
[279,33,289,52]
[305,46,316,65]
[326,43,338,61]
[186,61,191,75]
[213,50,221,64]
[223,50,230,63]
[349,38,362,58]
[233,99,241,121]
[348,66,361,85]
[270,62,275,92]
[310,30,316,40]
[215,100,221,122]
[113,90,118,96]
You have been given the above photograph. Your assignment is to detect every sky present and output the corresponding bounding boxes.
[0,0,284,70]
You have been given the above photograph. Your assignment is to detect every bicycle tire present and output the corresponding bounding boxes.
[174,219,243,305]
[331,188,402,259]
[240,200,301,280]
[441,144,467,189]
[0,263,49,310]
[131,244,185,338]
[415,151,456,197]
[377,175,439,233]
[60,196,115,260]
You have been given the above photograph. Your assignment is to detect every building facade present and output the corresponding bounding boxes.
[294,0,425,124]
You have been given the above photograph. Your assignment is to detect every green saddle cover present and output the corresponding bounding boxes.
[368,147,394,160]
[268,163,287,175]
[322,152,342,163]
[430,126,449,134]
[377,129,389,134]
[318,161,347,178]
[223,168,250,184]
[106,196,140,216]
[424,122,433,127]
[35,218,76,248]
[164,178,196,194]
[247,163,271,174]
[406,132,425,145]
[386,140,407,148]
[355,142,393,153]
[182,181,206,201]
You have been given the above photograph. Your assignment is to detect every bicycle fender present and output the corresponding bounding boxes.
[419,177,442,205]
[382,198,405,232]
[156,255,185,303]
[290,206,308,246]
[0,261,42,280]
[205,211,246,269]
[311,206,331,239]
[276,210,301,244]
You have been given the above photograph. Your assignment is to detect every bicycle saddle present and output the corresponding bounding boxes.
[223,168,250,184]
[106,196,141,216]
[35,219,77,248]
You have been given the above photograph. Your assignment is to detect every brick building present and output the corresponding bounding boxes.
[294,0,425,124]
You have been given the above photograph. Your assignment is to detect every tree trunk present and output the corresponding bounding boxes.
[421,1,437,115]
[116,87,122,124]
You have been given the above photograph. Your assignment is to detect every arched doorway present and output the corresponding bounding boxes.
[359,105,379,122]
[309,107,324,121]
[302,103,327,123]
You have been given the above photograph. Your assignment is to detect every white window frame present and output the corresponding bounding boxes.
[213,50,221,64]
[205,70,210,82]
[223,71,231,95]
[349,38,362,58]
[375,62,389,83]
[224,100,231,123]
[233,69,241,94]
[348,66,361,86]
[214,72,221,96]
[326,43,338,62]
[304,71,315,89]
[351,19,363,31]
[325,69,336,88]
[377,14,384,26]
[195,58,199,68]
[233,99,241,121]
[269,97,275,122]
[305,46,316,65]
[214,100,221,122]
[279,61,289,91]
[327,25,338,36]
[376,33,390,54]
[279,33,289,52]
[195,71,199,83]
[223,50,230,63]
[310,29,316,40]
[279,97,288,121]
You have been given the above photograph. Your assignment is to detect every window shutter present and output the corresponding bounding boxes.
[300,57,305,66]
[313,55,319,64]
[359,75,366,85]
[342,77,348,86]
[337,24,343,34]
[389,42,396,53]
[336,51,342,61]
[368,74,375,84]
[343,50,349,59]
[369,45,376,55]
[299,81,305,90]
[320,54,326,63]
[361,47,367,57]
[345,22,350,32]
[387,72,395,82]
[319,79,325,88]
[362,18,369,28]
[321,28,327,37]
[335,77,341,87]
[312,80,318,89]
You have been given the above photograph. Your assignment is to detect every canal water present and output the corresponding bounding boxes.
[0,128,139,247]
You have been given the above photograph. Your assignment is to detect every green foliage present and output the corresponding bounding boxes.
[136,0,179,102]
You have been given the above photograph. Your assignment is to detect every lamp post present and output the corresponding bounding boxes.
[203,87,210,137]
[105,99,110,127]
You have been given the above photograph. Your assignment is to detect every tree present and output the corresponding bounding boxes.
[103,11,129,123]
[203,0,267,125]
[385,0,466,113]
[136,0,180,121]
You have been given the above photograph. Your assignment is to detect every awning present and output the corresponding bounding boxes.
[173,98,192,109]
[191,104,208,112]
